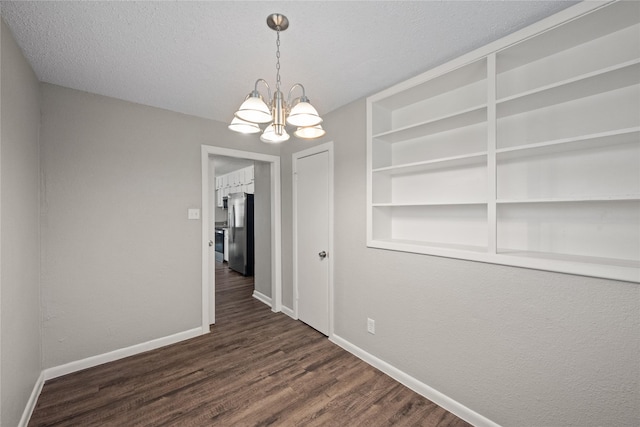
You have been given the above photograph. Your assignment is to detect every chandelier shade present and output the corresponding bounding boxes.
[235,93,272,124]
[228,14,325,142]
[260,124,290,143]
[228,117,261,134]
[294,125,326,139]
[286,99,323,127]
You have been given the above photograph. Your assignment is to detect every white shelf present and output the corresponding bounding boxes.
[497,195,640,204]
[373,152,487,175]
[497,60,640,117]
[373,105,487,143]
[496,127,640,158]
[494,251,640,283]
[496,250,640,269]
[373,201,486,207]
[371,238,488,254]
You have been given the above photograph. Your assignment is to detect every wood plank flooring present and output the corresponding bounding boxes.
[29,263,472,426]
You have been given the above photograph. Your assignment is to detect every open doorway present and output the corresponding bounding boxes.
[201,146,282,333]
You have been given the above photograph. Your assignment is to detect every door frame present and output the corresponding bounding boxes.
[201,145,282,333]
[292,141,334,337]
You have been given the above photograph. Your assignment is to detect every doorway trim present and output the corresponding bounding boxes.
[292,141,334,337]
[201,145,282,334]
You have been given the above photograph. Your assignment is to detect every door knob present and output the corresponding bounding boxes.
[318,251,327,259]
[209,240,214,247]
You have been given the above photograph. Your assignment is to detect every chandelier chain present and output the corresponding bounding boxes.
[275,28,281,92]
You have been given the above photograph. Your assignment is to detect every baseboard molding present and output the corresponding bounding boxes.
[329,334,500,427]
[252,290,272,308]
[43,327,202,381]
[280,305,296,319]
[18,371,45,427]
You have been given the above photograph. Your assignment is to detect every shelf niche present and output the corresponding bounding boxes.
[367,0,640,283]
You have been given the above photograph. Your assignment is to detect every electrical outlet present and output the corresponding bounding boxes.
[367,318,375,335]
[188,208,200,220]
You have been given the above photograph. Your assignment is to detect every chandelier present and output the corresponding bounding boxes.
[228,13,325,143]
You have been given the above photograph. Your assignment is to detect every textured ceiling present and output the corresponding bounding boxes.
[1,1,578,124]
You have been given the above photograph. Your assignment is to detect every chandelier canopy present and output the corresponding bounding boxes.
[228,14,325,143]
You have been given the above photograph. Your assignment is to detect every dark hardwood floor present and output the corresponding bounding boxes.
[29,263,471,426]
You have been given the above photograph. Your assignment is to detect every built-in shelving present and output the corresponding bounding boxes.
[367,0,640,283]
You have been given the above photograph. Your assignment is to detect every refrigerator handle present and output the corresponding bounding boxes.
[231,205,235,242]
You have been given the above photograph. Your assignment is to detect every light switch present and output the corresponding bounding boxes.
[188,208,200,220]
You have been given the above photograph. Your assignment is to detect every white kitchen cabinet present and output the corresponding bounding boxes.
[216,189,223,207]
[242,166,253,185]
[367,1,639,282]
[228,171,238,186]
[215,165,255,207]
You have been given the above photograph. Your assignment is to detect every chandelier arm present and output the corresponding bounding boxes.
[287,83,308,105]
[253,79,272,102]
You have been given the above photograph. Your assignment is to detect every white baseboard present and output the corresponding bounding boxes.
[329,334,500,427]
[280,305,296,319]
[20,327,203,426]
[43,327,202,381]
[18,371,45,427]
[252,290,272,307]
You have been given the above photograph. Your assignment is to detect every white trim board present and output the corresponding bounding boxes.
[19,327,201,427]
[201,145,282,332]
[329,334,501,427]
[18,372,45,427]
[280,305,296,320]
[252,290,272,307]
[43,327,201,381]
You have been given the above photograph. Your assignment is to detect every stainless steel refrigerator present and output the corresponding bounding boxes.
[227,193,254,276]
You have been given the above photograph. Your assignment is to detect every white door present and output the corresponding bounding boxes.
[295,148,331,335]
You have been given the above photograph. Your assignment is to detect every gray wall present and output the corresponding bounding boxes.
[39,83,279,369]
[253,161,271,298]
[280,99,640,426]
[1,20,41,427]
